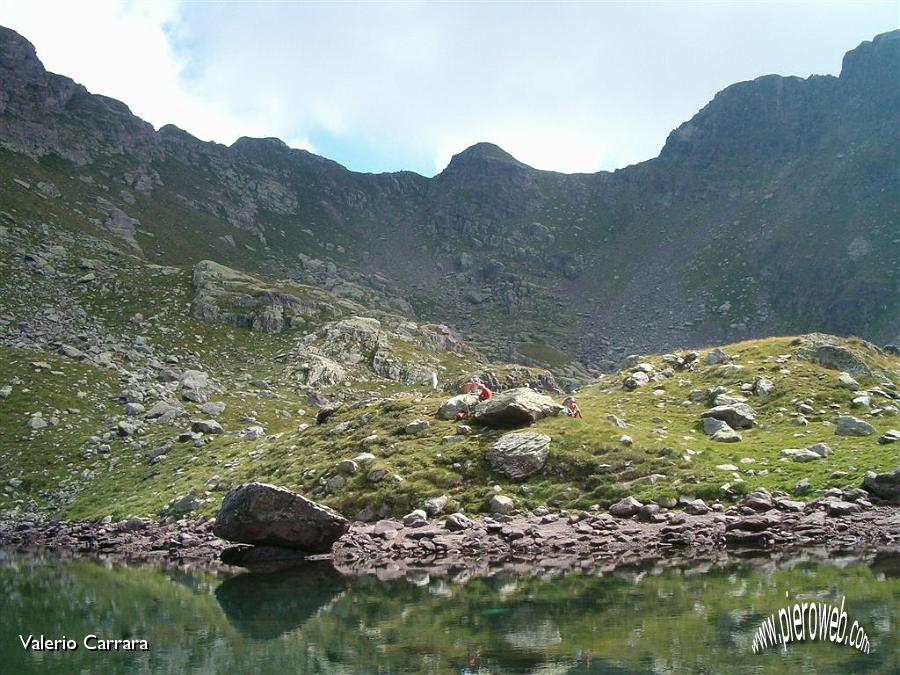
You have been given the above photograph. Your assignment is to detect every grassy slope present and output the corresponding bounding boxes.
[0,207,897,522]
[2,330,897,521]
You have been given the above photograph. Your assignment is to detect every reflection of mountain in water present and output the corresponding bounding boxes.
[214,561,347,640]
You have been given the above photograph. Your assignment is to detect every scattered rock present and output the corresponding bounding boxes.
[444,512,474,531]
[623,371,650,390]
[700,403,756,429]
[200,401,226,416]
[423,495,449,516]
[851,394,872,408]
[485,432,551,479]
[705,347,731,365]
[404,419,431,434]
[336,459,359,475]
[782,448,823,462]
[835,415,874,436]
[124,402,145,417]
[144,401,185,423]
[823,499,861,517]
[702,417,742,442]
[27,413,47,430]
[164,492,201,516]
[192,419,224,434]
[241,426,266,441]
[489,495,514,514]
[877,430,900,445]
[838,372,860,390]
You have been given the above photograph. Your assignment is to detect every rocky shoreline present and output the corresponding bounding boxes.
[2,501,898,577]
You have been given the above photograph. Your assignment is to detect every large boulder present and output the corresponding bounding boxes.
[213,482,349,553]
[473,388,559,427]
[835,415,875,436]
[700,403,757,429]
[863,467,900,501]
[485,432,551,479]
[437,393,479,420]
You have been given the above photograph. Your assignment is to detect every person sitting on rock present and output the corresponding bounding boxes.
[453,381,491,419]
[475,382,492,401]
[562,396,583,418]
[462,376,482,394]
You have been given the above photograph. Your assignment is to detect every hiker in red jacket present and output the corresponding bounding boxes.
[476,383,492,401]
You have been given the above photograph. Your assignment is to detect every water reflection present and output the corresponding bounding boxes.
[214,561,347,640]
[0,549,897,674]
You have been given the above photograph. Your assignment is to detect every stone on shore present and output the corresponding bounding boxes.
[213,482,349,552]
[683,498,710,515]
[863,467,900,501]
[609,496,642,518]
[489,495,514,514]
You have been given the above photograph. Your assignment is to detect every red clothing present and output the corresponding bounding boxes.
[478,386,492,401]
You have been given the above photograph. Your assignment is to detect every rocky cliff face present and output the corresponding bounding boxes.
[1,26,897,372]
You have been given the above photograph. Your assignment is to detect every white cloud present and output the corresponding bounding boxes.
[1,1,896,175]
[0,0,312,150]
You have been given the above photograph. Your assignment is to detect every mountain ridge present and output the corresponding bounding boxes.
[0,25,897,373]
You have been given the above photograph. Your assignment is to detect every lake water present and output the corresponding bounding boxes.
[0,550,897,674]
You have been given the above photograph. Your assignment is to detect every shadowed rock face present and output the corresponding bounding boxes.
[214,561,347,640]
[213,483,349,553]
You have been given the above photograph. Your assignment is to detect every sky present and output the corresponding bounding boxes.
[0,1,896,176]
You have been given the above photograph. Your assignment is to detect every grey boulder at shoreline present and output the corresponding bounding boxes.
[213,482,349,553]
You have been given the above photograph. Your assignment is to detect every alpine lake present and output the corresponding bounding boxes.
[1,549,897,674]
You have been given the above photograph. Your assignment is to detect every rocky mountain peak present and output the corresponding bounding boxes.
[0,26,56,101]
[659,31,899,167]
[231,136,290,153]
[440,142,528,174]
[840,30,900,99]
